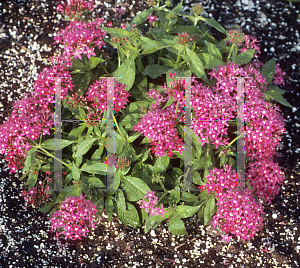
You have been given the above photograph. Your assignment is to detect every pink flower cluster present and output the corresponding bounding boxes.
[228,29,245,45]
[0,93,55,173]
[133,73,188,158]
[199,165,265,241]
[212,188,265,241]
[175,32,194,46]
[139,191,167,217]
[85,78,131,114]
[54,18,106,61]
[50,194,98,240]
[273,63,286,86]
[22,179,50,209]
[57,0,94,21]
[246,159,285,203]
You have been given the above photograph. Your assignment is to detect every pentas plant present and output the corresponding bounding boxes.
[0,0,294,241]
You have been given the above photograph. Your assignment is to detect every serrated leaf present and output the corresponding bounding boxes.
[75,137,97,158]
[41,139,74,151]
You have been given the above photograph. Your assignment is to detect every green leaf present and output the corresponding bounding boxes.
[130,8,156,26]
[183,48,206,79]
[206,42,223,60]
[67,124,87,140]
[122,176,152,201]
[89,56,105,69]
[113,55,136,91]
[162,96,176,110]
[99,27,131,38]
[176,205,201,218]
[41,139,74,150]
[105,196,114,222]
[266,84,286,95]
[25,170,38,189]
[119,113,142,129]
[88,176,105,188]
[198,17,226,34]
[233,49,255,65]
[264,90,294,108]
[181,192,199,203]
[128,132,141,143]
[95,196,105,214]
[38,203,54,213]
[142,64,170,79]
[115,202,141,229]
[72,162,81,181]
[23,147,37,173]
[71,58,85,69]
[169,25,202,35]
[198,53,225,69]
[172,0,183,14]
[81,163,107,175]
[140,37,160,48]
[153,155,170,174]
[75,137,97,158]
[116,190,126,212]
[204,196,215,226]
[168,216,187,236]
[261,57,276,83]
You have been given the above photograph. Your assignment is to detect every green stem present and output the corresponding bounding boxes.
[176,46,182,64]
[227,44,234,62]
[113,114,126,142]
[33,143,72,170]
[175,100,179,115]
[157,49,162,65]
[101,63,110,75]
[226,132,246,148]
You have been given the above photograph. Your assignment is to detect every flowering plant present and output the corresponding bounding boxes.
[0,0,294,241]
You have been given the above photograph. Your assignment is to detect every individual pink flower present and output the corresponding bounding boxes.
[146,14,159,29]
